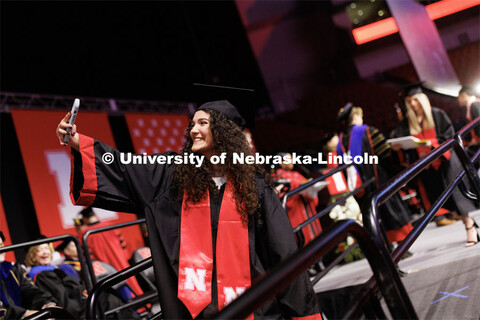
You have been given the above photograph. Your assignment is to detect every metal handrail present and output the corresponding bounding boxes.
[0,234,92,291]
[281,161,374,241]
[364,138,480,250]
[87,257,154,319]
[456,116,480,139]
[343,120,480,318]
[293,177,374,233]
[82,218,145,286]
[23,307,76,320]
[343,152,479,319]
[281,162,353,208]
[104,291,159,317]
[455,116,480,201]
[213,219,417,319]
[86,221,414,318]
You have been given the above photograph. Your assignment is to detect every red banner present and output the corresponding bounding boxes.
[0,194,15,262]
[10,110,143,255]
[124,113,189,154]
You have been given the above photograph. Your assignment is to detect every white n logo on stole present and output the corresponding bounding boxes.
[184,268,207,291]
[223,287,246,305]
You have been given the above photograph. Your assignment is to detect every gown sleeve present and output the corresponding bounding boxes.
[15,264,56,310]
[70,134,173,213]
[261,184,321,319]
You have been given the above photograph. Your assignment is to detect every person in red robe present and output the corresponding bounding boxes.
[76,207,144,296]
[273,153,322,246]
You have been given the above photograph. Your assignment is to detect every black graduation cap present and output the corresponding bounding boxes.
[193,83,255,129]
[403,81,425,97]
[79,206,95,218]
[55,239,72,252]
[24,235,48,252]
[459,85,475,96]
[337,102,354,122]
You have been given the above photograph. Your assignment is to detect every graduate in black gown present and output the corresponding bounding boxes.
[393,86,479,247]
[336,103,413,243]
[56,100,321,319]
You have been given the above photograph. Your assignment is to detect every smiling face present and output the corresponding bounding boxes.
[190,110,214,158]
[33,244,52,266]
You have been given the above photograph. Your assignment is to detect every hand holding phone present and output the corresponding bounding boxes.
[63,98,80,144]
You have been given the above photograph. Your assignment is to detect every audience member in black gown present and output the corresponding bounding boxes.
[0,231,57,319]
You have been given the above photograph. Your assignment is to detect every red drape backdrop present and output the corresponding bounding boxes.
[10,109,144,255]
[124,113,189,154]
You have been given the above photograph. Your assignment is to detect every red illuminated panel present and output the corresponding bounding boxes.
[353,0,480,45]
[352,17,398,45]
[124,113,189,154]
[427,0,480,20]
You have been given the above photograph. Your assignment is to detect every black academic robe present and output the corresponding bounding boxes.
[394,107,478,215]
[32,269,85,319]
[339,125,412,236]
[0,262,56,320]
[70,134,320,319]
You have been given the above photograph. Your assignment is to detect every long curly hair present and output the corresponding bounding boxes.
[174,109,268,225]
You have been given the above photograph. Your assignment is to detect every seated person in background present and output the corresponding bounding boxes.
[55,240,81,275]
[55,239,136,305]
[25,242,86,319]
[272,153,322,246]
[0,231,57,319]
[75,206,143,297]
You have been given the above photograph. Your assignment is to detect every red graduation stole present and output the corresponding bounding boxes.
[177,182,252,319]
[414,121,450,170]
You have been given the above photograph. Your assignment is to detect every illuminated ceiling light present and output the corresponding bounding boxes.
[351,3,357,9]
[353,18,359,24]
[353,0,480,45]
[378,10,384,17]
[475,83,480,95]
[358,10,364,16]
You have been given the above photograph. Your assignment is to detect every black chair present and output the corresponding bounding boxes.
[131,247,156,291]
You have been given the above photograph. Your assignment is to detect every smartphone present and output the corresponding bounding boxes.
[63,98,80,144]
